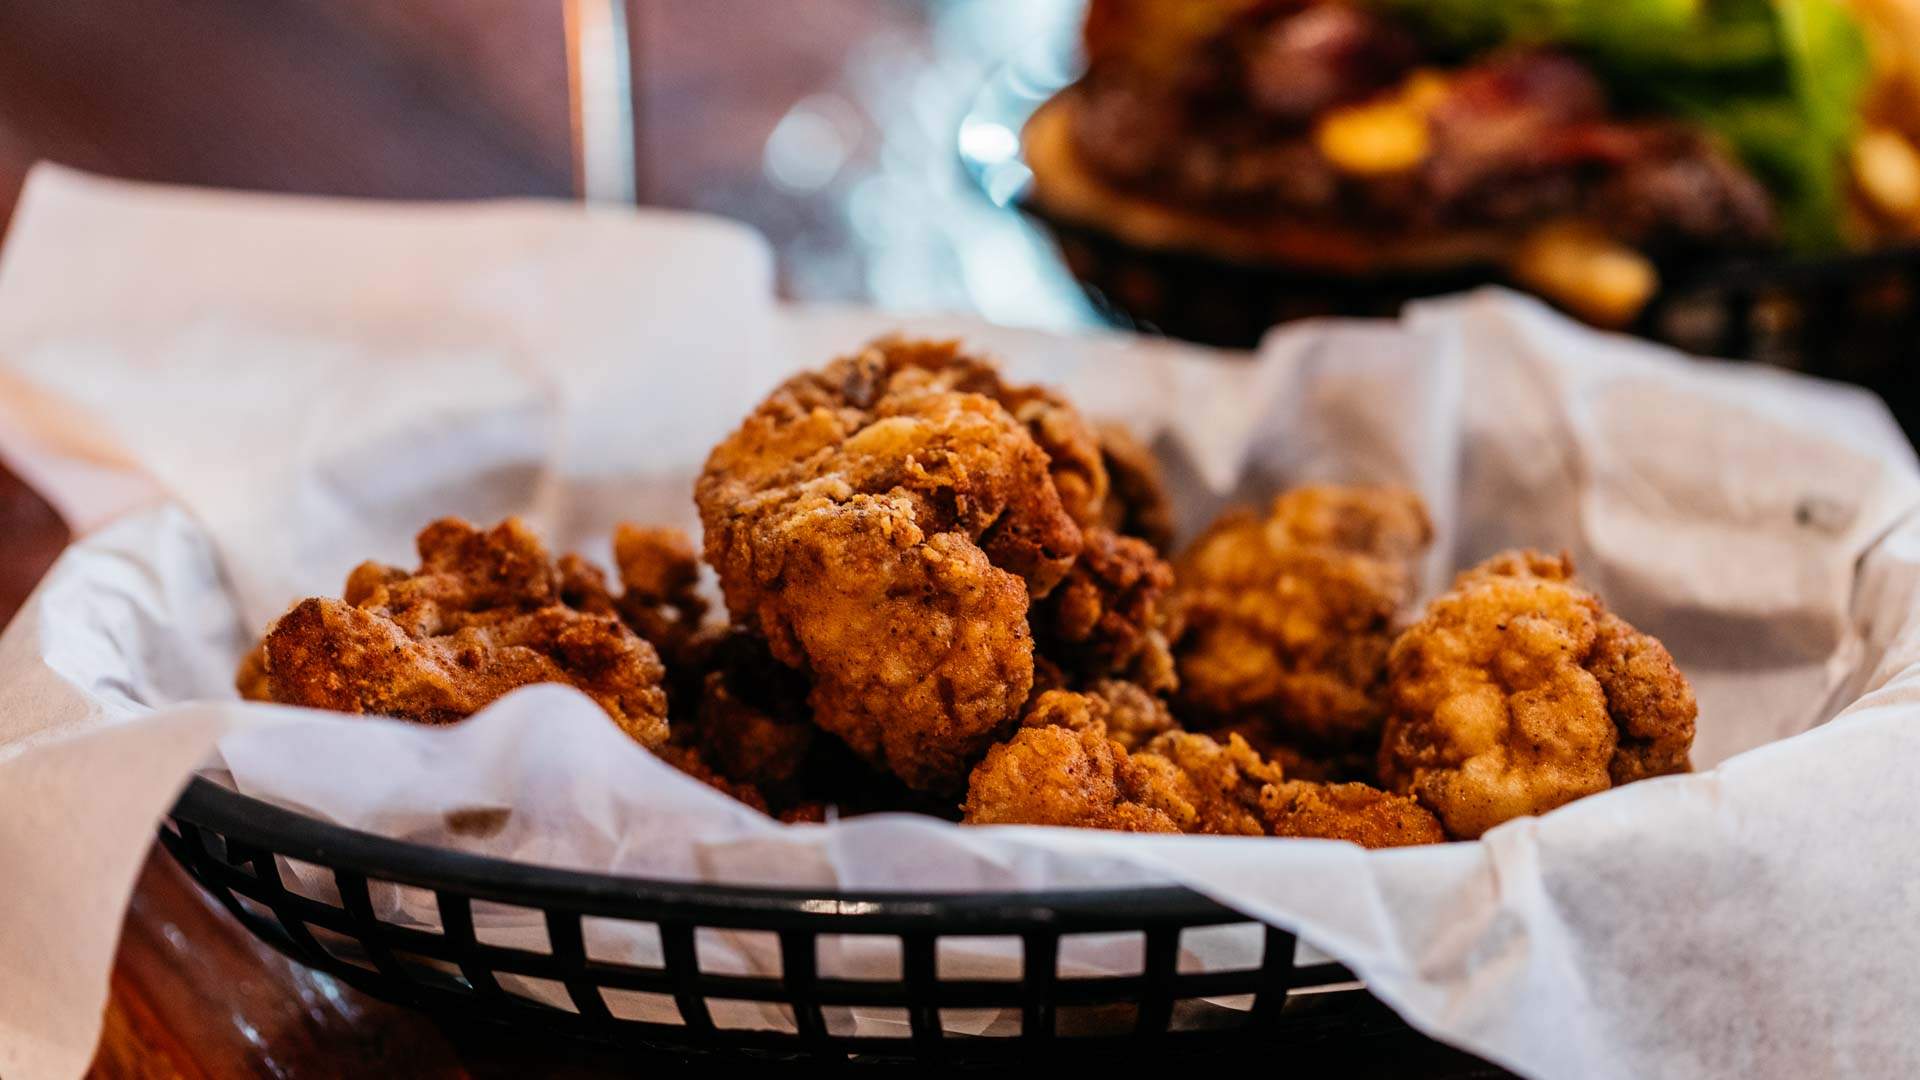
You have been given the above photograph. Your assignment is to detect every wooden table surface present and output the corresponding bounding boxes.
[0,1,1507,1073]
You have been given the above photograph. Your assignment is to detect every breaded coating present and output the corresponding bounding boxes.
[1203,716,1374,783]
[873,338,1110,530]
[656,633,948,822]
[235,644,272,702]
[1096,421,1175,552]
[1260,781,1448,847]
[611,525,711,666]
[1033,526,1177,691]
[1138,729,1284,835]
[1379,551,1695,839]
[697,339,1097,792]
[247,518,670,748]
[1172,486,1433,747]
[681,632,816,795]
[962,722,1183,832]
[964,690,1442,847]
[1083,678,1179,750]
[555,525,710,664]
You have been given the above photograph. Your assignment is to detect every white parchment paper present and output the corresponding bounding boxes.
[4,165,1920,1080]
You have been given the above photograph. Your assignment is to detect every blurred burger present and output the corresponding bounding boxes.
[1026,0,1919,328]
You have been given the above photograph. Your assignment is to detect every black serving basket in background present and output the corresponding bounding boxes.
[962,61,1920,443]
[1027,203,1920,439]
[161,777,1431,1064]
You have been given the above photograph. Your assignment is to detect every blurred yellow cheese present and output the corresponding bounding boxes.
[1316,101,1430,175]
[1510,221,1659,329]
[1314,70,1449,176]
[1853,127,1920,222]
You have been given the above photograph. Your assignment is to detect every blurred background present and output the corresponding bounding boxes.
[1,0,1916,435]
[0,0,1100,330]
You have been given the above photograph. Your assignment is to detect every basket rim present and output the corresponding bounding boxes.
[168,775,1239,923]
[1015,193,1920,288]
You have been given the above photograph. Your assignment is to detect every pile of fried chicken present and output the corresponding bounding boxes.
[238,339,1696,846]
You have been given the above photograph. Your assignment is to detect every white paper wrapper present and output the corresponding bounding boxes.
[4,164,1920,1080]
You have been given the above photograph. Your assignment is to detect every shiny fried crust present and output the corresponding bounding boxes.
[1082,678,1179,750]
[696,338,1162,793]
[1379,551,1696,839]
[963,691,1442,847]
[244,518,670,748]
[1171,486,1433,747]
[1033,526,1176,692]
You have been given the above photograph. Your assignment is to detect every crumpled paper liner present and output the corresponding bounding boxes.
[3,165,1919,1079]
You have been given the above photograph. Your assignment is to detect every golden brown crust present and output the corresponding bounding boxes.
[1034,526,1177,692]
[610,525,711,667]
[696,339,1101,793]
[1138,729,1283,835]
[678,632,817,795]
[251,518,670,747]
[1082,678,1180,750]
[1260,780,1448,847]
[964,690,1442,847]
[1171,486,1433,748]
[1201,715,1374,783]
[234,643,273,702]
[1379,550,1695,839]
[1590,613,1698,785]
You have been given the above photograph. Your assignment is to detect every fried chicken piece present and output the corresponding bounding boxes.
[245,518,670,748]
[1171,486,1433,748]
[1083,678,1179,750]
[1203,716,1374,783]
[874,338,1111,529]
[964,690,1441,847]
[554,524,711,663]
[654,632,947,822]
[961,691,1187,831]
[1033,526,1177,691]
[680,632,816,794]
[612,525,711,666]
[697,339,1097,792]
[1137,728,1283,835]
[1260,780,1448,847]
[962,721,1183,832]
[1096,422,1175,552]
[1379,550,1696,839]
[235,644,272,702]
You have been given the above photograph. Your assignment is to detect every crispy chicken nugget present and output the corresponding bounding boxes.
[875,338,1111,530]
[964,690,1442,847]
[697,340,1100,793]
[1260,780,1448,847]
[248,518,670,748]
[961,722,1184,832]
[1172,485,1433,747]
[671,631,817,800]
[1379,550,1695,839]
[1034,525,1178,691]
[1083,677,1180,750]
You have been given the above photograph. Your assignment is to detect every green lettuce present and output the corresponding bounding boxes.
[1364,0,1872,250]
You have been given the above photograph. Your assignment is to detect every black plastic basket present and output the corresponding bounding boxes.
[961,57,1920,442]
[1027,202,1920,441]
[159,776,1412,1063]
